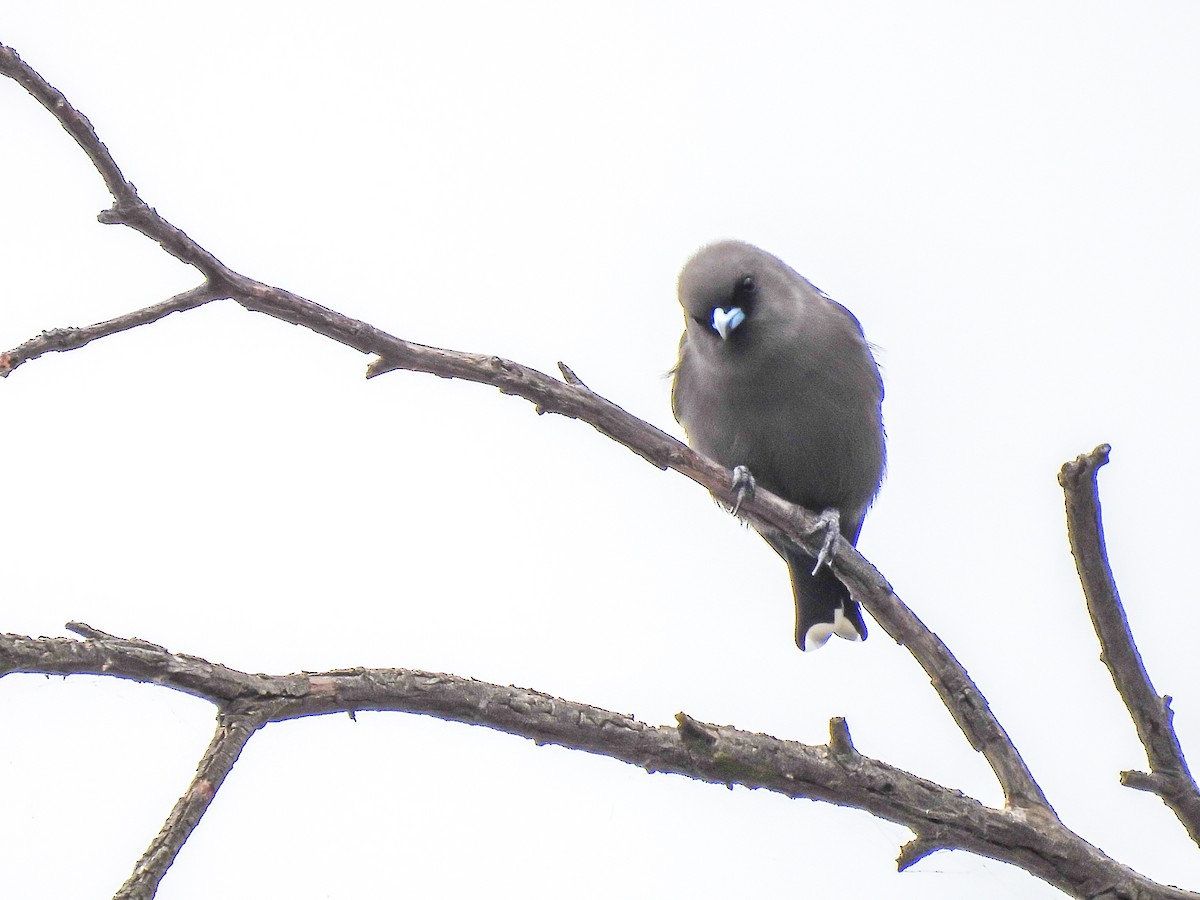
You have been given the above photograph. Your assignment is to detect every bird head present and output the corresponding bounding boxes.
[677,240,848,356]
[681,241,782,343]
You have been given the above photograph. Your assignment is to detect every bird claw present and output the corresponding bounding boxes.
[810,508,842,575]
[729,465,755,517]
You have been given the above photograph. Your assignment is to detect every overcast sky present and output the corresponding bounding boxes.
[4,3,1200,898]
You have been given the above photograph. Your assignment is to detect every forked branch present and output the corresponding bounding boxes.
[1060,445,1200,846]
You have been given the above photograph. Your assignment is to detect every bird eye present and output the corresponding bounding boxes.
[737,275,756,295]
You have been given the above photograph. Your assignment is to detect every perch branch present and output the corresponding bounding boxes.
[0,627,1188,900]
[0,42,1049,816]
[1060,444,1200,846]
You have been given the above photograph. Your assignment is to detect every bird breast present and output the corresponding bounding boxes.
[676,326,883,514]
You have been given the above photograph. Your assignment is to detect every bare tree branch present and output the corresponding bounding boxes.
[113,709,269,900]
[1060,444,1200,846]
[0,46,230,274]
[3,40,1197,899]
[0,47,137,206]
[0,42,1049,819]
[1,627,1191,899]
[0,286,224,373]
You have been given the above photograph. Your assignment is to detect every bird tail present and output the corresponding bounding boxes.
[785,549,867,651]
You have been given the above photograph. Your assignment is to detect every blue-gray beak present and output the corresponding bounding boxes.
[711,306,745,340]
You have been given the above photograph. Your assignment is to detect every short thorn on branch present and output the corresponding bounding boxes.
[828,717,858,759]
[556,361,589,389]
[897,835,950,871]
[675,712,719,747]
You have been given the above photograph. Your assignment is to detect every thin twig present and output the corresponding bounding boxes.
[0,286,224,375]
[1060,444,1200,846]
[114,707,271,900]
[0,45,137,207]
[0,42,230,277]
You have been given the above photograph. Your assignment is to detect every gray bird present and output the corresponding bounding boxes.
[671,240,885,650]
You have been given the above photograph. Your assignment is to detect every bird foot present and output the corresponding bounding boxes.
[729,465,755,517]
[809,508,842,576]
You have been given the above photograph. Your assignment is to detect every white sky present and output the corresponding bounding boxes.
[3,3,1200,898]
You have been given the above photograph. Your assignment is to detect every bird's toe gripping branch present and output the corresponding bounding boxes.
[810,508,842,576]
[729,465,756,517]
